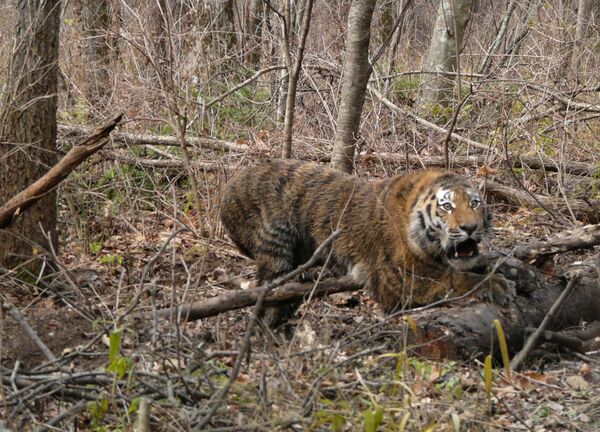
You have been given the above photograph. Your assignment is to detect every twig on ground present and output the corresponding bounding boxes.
[136,398,150,432]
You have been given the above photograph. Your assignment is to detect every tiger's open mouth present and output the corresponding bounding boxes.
[447,238,479,260]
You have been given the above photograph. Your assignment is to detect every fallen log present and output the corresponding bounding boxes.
[405,256,600,362]
[365,152,598,177]
[61,123,599,177]
[513,223,600,264]
[484,179,600,223]
[0,113,123,229]
[410,268,600,360]
[59,124,251,154]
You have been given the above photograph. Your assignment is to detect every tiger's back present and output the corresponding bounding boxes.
[220,159,365,282]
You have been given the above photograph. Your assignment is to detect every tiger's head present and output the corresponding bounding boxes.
[407,173,491,270]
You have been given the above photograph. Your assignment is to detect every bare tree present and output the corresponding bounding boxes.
[330,0,377,173]
[497,0,544,70]
[418,0,473,109]
[0,0,61,270]
[281,0,314,158]
[75,0,118,117]
[246,0,264,69]
[478,1,516,75]
[573,0,594,72]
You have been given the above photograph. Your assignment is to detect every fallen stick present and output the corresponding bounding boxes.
[142,277,362,321]
[33,400,87,432]
[0,113,123,228]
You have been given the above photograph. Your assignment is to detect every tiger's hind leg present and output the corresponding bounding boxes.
[253,221,303,331]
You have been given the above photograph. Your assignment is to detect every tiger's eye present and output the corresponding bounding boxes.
[471,199,481,209]
[441,202,453,212]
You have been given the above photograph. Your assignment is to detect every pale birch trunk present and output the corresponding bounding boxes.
[418,0,473,109]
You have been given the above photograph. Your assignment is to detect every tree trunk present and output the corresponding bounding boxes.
[418,0,473,109]
[573,0,593,72]
[331,0,377,174]
[246,0,264,69]
[75,0,117,116]
[144,0,169,83]
[0,0,61,270]
[478,1,516,75]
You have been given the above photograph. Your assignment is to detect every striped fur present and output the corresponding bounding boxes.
[220,159,509,314]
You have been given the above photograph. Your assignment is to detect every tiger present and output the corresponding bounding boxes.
[220,159,513,321]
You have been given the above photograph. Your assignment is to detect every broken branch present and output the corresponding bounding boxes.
[0,113,123,228]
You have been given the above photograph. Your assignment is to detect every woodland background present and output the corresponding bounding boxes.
[0,0,600,430]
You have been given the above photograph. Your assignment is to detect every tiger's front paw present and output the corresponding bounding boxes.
[478,273,516,306]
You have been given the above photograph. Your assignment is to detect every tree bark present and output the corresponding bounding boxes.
[0,0,61,269]
[331,0,377,173]
[419,0,473,109]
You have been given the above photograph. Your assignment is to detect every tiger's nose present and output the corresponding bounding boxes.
[461,224,477,235]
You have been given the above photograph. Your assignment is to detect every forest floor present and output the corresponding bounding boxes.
[2,153,600,431]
